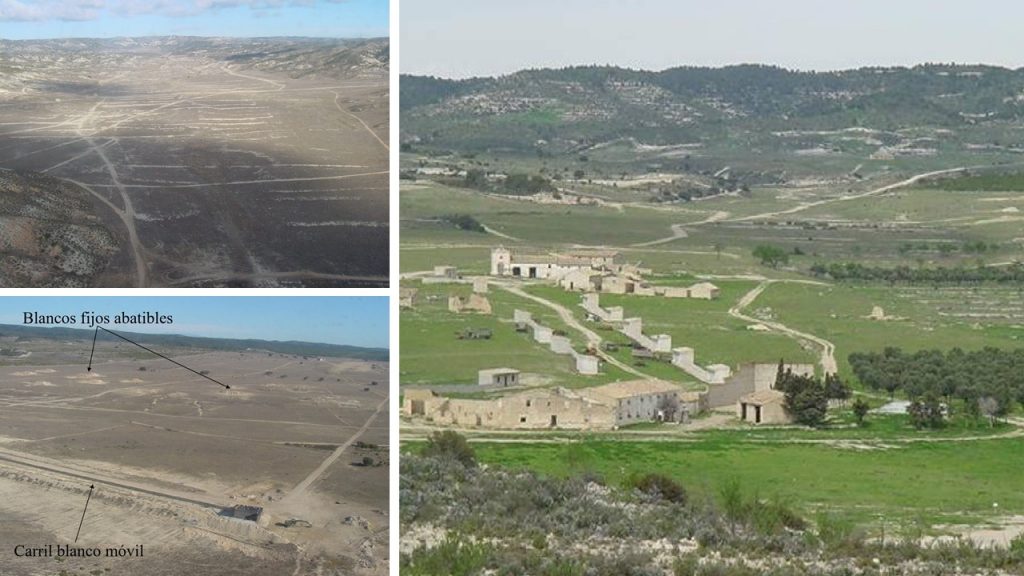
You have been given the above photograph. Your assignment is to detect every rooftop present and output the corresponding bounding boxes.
[739,389,786,405]
[562,249,620,258]
[580,379,682,401]
[404,389,436,400]
[479,367,520,376]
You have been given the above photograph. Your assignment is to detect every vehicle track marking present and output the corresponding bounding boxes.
[333,91,388,152]
[283,395,388,501]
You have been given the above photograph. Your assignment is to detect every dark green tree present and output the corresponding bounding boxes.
[908,393,944,429]
[752,244,790,268]
[780,371,829,427]
[824,373,851,404]
[852,397,870,426]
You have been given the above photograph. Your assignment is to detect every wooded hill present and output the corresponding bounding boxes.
[401,64,1024,153]
[0,323,388,361]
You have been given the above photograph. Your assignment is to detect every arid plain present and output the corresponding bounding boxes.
[0,330,389,575]
[0,37,388,287]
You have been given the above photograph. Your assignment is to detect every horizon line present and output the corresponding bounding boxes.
[1,34,389,41]
[402,60,1024,81]
[0,323,389,351]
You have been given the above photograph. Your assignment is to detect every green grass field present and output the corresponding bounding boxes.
[400,281,634,387]
[755,282,1024,378]
[465,427,1024,529]
[524,283,818,370]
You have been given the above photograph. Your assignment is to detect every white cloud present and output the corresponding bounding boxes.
[0,0,345,21]
[0,0,103,21]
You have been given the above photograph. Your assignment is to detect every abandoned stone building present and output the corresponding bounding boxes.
[738,389,790,425]
[705,362,815,409]
[399,287,418,309]
[478,368,520,387]
[577,379,693,426]
[403,387,615,429]
[490,247,718,301]
[402,379,690,430]
[433,265,459,279]
[661,282,721,300]
[448,293,492,314]
[558,268,607,292]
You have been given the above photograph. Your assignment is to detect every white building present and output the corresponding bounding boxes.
[490,247,618,279]
[478,368,521,387]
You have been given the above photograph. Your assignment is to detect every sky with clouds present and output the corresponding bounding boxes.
[0,0,387,38]
[402,0,1024,78]
[0,297,389,349]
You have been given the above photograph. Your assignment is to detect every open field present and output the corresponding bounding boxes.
[460,425,1024,530]
[400,62,1024,572]
[755,282,1024,378]
[0,335,389,575]
[0,38,388,287]
[400,280,635,389]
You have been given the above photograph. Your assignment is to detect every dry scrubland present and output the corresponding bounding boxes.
[0,337,389,576]
[0,38,388,287]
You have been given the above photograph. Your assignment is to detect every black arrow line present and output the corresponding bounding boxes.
[74,484,94,543]
[87,327,98,372]
[97,326,231,389]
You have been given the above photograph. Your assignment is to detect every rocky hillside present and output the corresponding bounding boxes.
[401,64,1024,154]
[222,37,389,79]
[0,170,123,287]
[0,36,389,84]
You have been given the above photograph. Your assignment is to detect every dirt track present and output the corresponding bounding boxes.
[728,280,838,374]
[0,47,389,287]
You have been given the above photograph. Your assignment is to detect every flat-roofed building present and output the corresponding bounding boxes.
[478,368,521,387]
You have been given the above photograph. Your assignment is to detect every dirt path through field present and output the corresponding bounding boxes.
[727,167,970,223]
[333,90,388,152]
[729,280,838,374]
[64,99,148,286]
[482,224,521,241]
[282,394,388,502]
[0,446,223,508]
[166,270,387,286]
[631,210,730,247]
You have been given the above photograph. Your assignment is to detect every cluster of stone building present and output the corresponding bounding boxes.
[400,245,814,431]
[404,378,695,429]
[403,361,814,430]
[490,247,720,299]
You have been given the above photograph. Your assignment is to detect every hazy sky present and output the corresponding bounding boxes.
[0,0,388,39]
[0,297,389,349]
[402,0,1024,78]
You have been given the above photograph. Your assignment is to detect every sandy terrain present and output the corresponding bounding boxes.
[0,347,389,575]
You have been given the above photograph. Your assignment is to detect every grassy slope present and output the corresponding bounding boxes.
[469,426,1024,527]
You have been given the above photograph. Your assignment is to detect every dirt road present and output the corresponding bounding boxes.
[631,210,730,247]
[0,446,223,509]
[728,280,838,374]
[727,167,971,223]
[333,91,388,152]
[282,394,389,502]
